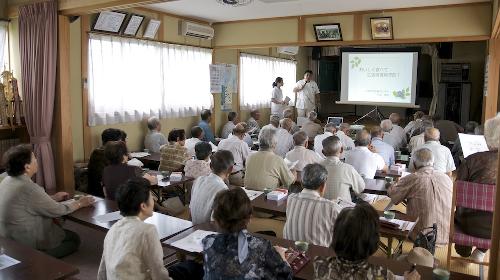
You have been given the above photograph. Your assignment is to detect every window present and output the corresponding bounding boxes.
[239,53,296,110]
[88,33,212,126]
[0,21,8,71]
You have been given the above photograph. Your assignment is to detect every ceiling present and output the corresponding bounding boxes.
[147,0,488,23]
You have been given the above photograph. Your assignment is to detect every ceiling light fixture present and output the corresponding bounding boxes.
[216,0,253,7]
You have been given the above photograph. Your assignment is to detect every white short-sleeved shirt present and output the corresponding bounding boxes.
[345,146,386,179]
[184,138,217,158]
[221,121,236,139]
[271,87,285,117]
[295,79,320,110]
[410,141,456,173]
[335,131,355,159]
[275,128,294,158]
[285,146,323,172]
[217,135,251,172]
[190,173,228,225]
[313,132,334,158]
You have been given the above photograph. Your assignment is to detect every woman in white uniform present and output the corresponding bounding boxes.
[271,77,288,118]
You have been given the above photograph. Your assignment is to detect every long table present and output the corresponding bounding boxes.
[163,222,477,280]
[67,198,193,241]
[0,236,79,279]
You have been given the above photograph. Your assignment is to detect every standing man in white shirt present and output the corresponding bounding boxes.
[409,127,456,177]
[314,123,336,158]
[190,150,233,224]
[275,118,295,158]
[335,123,355,159]
[294,70,320,117]
[345,130,387,179]
[221,111,238,139]
[370,126,395,167]
[271,77,288,118]
[321,136,365,201]
[218,123,251,186]
[144,116,166,153]
[285,131,323,172]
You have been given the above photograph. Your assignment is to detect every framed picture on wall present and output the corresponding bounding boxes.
[370,17,394,40]
[313,23,342,41]
[122,14,145,36]
[92,11,127,33]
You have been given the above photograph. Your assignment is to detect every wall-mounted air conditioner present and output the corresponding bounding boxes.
[278,46,299,55]
[179,21,214,40]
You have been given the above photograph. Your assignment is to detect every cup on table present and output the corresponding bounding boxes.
[383,210,395,220]
[161,170,171,180]
[294,241,309,253]
[263,188,272,195]
[143,149,149,153]
[432,268,450,280]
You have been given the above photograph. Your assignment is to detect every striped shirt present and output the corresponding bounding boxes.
[283,189,341,247]
[159,142,191,172]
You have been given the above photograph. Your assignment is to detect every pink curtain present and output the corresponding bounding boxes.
[19,0,57,193]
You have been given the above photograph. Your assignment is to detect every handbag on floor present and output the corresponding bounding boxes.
[413,223,437,255]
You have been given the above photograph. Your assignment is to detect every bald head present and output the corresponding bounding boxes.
[280,118,293,131]
[424,127,440,142]
[389,113,401,125]
[233,122,247,137]
[355,130,371,147]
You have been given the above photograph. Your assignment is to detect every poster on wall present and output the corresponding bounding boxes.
[209,64,237,111]
[221,85,232,111]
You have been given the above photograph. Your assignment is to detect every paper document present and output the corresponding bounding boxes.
[335,197,355,210]
[243,188,263,201]
[61,196,103,206]
[156,175,170,187]
[130,152,150,158]
[0,254,20,270]
[94,211,123,223]
[127,158,144,167]
[459,133,489,158]
[360,193,389,204]
[379,217,416,231]
[284,159,299,170]
[169,230,218,253]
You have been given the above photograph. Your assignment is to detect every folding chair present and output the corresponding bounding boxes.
[447,181,495,279]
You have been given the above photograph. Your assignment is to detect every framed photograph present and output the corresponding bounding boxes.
[143,19,161,39]
[122,14,145,36]
[370,17,394,40]
[92,11,127,33]
[313,23,342,41]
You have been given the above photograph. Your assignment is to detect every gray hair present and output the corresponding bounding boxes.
[302,163,328,190]
[339,123,350,131]
[269,115,280,127]
[324,123,337,133]
[380,119,393,132]
[308,111,318,121]
[484,114,500,149]
[354,130,371,147]
[413,148,435,169]
[293,131,308,146]
[424,127,440,142]
[147,116,160,130]
[258,127,278,150]
[322,136,342,156]
[283,108,293,119]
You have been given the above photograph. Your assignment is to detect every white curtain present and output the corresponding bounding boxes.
[240,53,296,110]
[0,21,8,71]
[88,33,212,126]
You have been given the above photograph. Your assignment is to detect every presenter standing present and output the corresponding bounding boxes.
[294,70,320,117]
[271,77,288,118]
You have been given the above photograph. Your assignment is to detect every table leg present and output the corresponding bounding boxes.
[387,237,393,258]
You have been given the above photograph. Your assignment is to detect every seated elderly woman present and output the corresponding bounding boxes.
[0,144,95,258]
[314,202,420,280]
[102,141,157,200]
[202,188,292,279]
[144,116,166,153]
[183,141,212,179]
[244,128,296,191]
[159,128,191,172]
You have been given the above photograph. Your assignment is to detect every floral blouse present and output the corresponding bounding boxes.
[313,256,388,280]
[202,231,292,280]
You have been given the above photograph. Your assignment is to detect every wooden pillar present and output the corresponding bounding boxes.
[53,15,75,193]
[81,15,92,160]
[484,39,500,121]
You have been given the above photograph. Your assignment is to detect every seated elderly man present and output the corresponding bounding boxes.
[261,114,280,131]
[247,109,261,135]
[321,136,365,201]
[283,108,300,134]
[453,115,499,262]
[409,127,455,177]
[388,148,452,245]
[370,126,395,167]
[301,111,323,141]
[285,131,323,172]
[404,110,425,137]
[275,118,295,158]
[221,111,239,139]
[345,130,387,179]
[408,120,434,152]
[314,123,336,158]
[389,113,407,143]
[433,115,463,144]
[381,119,405,150]
[144,116,166,153]
[184,126,217,158]
[244,128,296,191]
[283,164,341,247]
[335,123,355,158]
[218,123,251,186]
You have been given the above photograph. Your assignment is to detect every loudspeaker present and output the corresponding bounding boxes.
[437,43,453,59]
[312,47,322,60]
